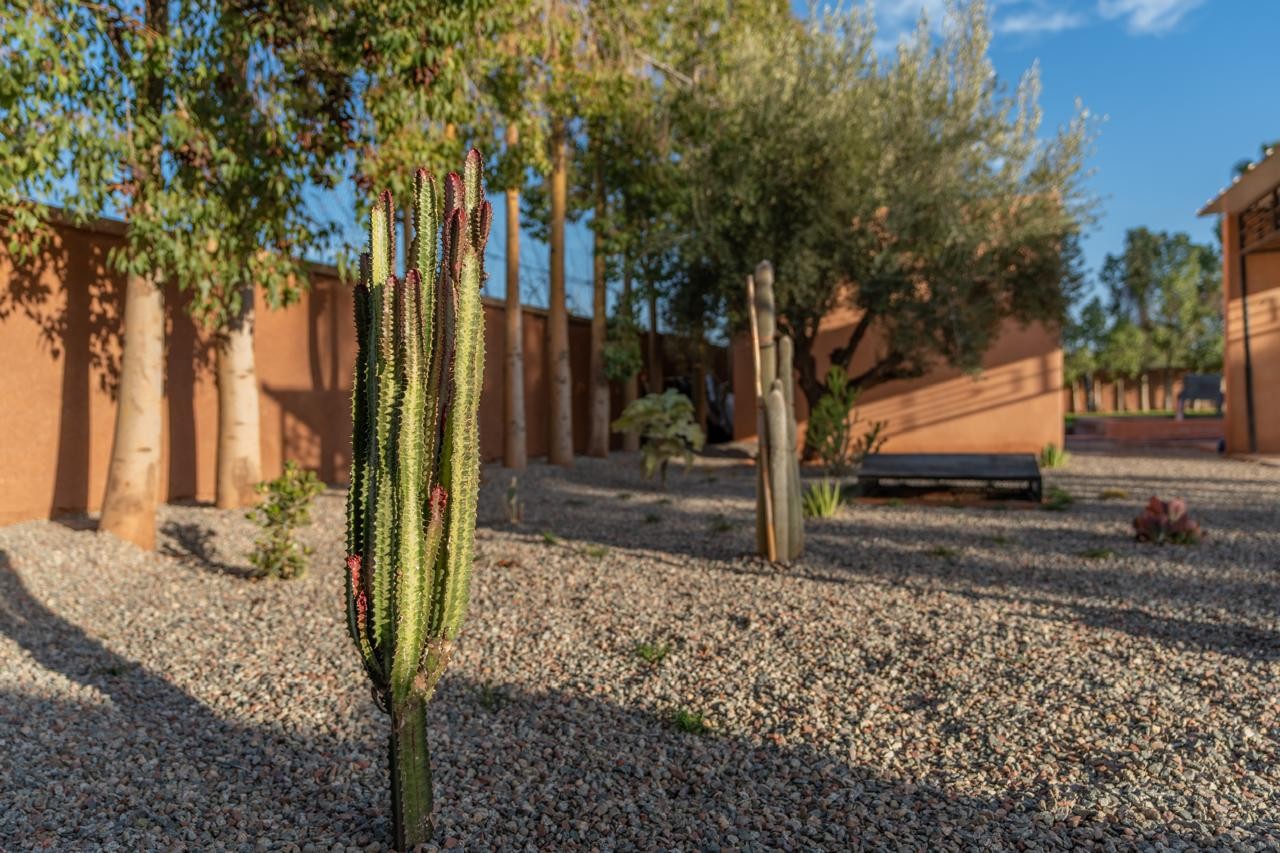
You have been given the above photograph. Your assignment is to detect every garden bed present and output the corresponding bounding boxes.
[1,450,1277,849]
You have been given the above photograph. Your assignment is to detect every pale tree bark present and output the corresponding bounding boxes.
[503,124,527,469]
[646,284,662,394]
[546,121,573,466]
[1140,372,1151,411]
[693,337,709,431]
[99,272,165,549]
[586,157,609,458]
[215,282,262,508]
[1115,377,1125,413]
[621,266,639,451]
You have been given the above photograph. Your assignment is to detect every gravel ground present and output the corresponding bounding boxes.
[1,448,1277,851]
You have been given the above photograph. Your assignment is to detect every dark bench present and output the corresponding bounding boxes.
[1178,373,1223,416]
[857,453,1042,501]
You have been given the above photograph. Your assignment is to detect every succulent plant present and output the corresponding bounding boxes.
[345,150,491,850]
[1133,496,1203,545]
[749,261,803,560]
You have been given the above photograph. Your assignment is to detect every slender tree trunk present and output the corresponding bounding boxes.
[646,283,662,394]
[1163,366,1174,410]
[1071,379,1082,413]
[1140,372,1150,411]
[586,155,609,458]
[215,282,262,508]
[503,125,527,469]
[621,265,639,452]
[100,0,166,550]
[99,272,165,549]
[693,336,709,432]
[1115,376,1125,413]
[546,120,573,466]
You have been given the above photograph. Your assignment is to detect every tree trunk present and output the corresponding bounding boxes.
[586,154,609,458]
[215,282,262,508]
[99,272,165,549]
[693,337,709,432]
[1071,379,1082,413]
[1163,368,1173,411]
[1140,372,1150,411]
[546,120,573,466]
[621,266,639,452]
[646,284,662,394]
[503,125,526,469]
[1115,376,1125,413]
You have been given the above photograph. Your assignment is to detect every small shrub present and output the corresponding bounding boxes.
[583,544,609,560]
[1098,488,1129,501]
[634,641,670,665]
[475,681,505,711]
[805,366,887,475]
[886,498,906,508]
[245,461,323,580]
[611,390,706,488]
[802,479,843,518]
[504,477,523,523]
[927,545,959,559]
[1039,443,1070,469]
[643,512,661,524]
[616,492,632,501]
[540,530,561,546]
[1080,547,1114,560]
[989,534,1012,545]
[668,708,710,735]
[1044,486,1073,511]
[1133,496,1203,545]
[709,514,733,534]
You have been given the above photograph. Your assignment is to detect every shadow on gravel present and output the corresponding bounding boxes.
[159,520,257,578]
[3,548,1275,850]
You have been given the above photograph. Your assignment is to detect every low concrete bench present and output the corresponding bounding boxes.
[857,453,1042,501]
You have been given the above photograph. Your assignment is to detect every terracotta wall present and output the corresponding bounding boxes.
[1061,368,1204,414]
[1223,214,1280,453]
[0,219,684,525]
[732,305,1063,454]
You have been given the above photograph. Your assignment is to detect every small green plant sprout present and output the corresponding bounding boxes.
[805,365,887,475]
[927,545,959,559]
[540,530,561,546]
[583,544,609,560]
[668,708,711,734]
[475,681,505,712]
[887,498,906,508]
[1080,547,1114,560]
[802,479,844,518]
[1098,488,1128,501]
[1133,496,1204,545]
[634,640,670,665]
[709,514,734,534]
[611,389,706,488]
[246,461,323,580]
[1044,486,1074,511]
[643,512,661,524]
[1039,443,1070,469]
[504,477,523,523]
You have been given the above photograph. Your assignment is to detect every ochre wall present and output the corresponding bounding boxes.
[0,219,656,525]
[1222,215,1280,454]
[733,305,1064,454]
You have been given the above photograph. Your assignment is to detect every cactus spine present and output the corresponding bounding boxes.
[750,261,803,560]
[345,149,491,850]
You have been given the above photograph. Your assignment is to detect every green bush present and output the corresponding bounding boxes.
[801,478,843,518]
[611,389,706,488]
[1039,443,1070,468]
[805,366,886,474]
[246,461,324,579]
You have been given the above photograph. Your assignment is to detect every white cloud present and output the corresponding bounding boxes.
[995,8,1088,34]
[1097,0,1205,33]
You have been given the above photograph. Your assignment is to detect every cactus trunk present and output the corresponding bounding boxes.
[346,150,491,850]
[750,261,803,561]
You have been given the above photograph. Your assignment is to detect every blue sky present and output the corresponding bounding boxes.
[810,0,1280,294]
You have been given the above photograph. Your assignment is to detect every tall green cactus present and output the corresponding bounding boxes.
[345,149,491,850]
[752,261,803,561]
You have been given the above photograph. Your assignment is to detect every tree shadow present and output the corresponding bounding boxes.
[158,521,257,579]
[2,549,1275,848]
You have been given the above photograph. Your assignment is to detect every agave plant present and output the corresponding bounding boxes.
[802,478,844,518]
[1133,496,1203,544]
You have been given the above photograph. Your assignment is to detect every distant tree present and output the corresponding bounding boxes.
[1063,297,1108,412]
[1097,320,1146,412]
[674,2,1093,413]
[1102,228,1221,405]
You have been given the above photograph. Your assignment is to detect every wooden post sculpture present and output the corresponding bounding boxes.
[748,261,803,561]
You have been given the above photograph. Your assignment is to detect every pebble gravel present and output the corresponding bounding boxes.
[0,448,1277,851]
